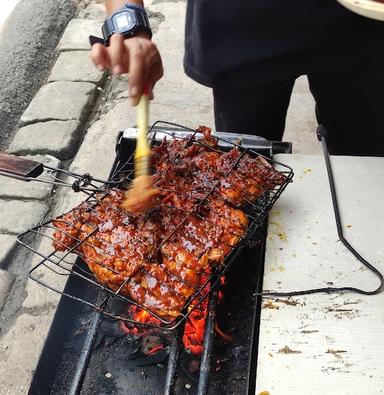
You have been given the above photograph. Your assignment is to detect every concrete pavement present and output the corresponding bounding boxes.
[0,1,320,393]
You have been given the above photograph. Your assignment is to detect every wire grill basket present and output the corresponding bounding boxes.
[17,121,293,330]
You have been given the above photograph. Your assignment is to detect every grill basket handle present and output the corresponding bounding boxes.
[0,152,44,179]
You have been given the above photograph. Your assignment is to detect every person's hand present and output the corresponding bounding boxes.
[90,33,163,105]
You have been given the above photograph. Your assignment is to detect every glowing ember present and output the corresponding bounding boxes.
[141,335,165,355]
[148,343,164,354]
[120,305,161,337]
[182,275,231,356]
[121,275,231,357]
[136,309,151,322]
[182,301,208,355]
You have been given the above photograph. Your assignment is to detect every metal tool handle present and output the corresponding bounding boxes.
[0,152,44,179]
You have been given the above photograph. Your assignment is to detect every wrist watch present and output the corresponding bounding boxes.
[89,4,152,47]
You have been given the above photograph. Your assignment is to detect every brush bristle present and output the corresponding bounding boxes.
[134,155,151,178]
[122,175,160,213]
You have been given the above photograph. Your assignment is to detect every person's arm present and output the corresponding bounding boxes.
[105,0,143,15]
[90,1,163,105]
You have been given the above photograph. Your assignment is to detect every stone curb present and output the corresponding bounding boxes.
[0,269,16,311]
[0,200,49,235]
[48,51,106,84]
[59,19,103,51]
[20,81,97,127]
[0,154,60,200]
[9,121,82,160]
[13,17,107,161]
[0,235,17,268]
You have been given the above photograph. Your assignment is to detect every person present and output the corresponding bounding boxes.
[91,0,384,156]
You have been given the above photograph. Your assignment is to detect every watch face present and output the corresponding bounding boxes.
[113,11,135,32]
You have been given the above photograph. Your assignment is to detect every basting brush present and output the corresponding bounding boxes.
[122,87,159,213]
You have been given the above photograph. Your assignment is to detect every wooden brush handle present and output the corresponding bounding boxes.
[135,93,151,158]
[0,152,44,178]
[134,92,151,178]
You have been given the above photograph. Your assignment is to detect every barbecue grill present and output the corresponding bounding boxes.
[15,121,293,395]
[16,121,293,331]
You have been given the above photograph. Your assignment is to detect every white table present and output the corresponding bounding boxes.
[255,154,384,395]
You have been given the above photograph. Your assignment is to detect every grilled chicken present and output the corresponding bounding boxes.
[52,129,285,318]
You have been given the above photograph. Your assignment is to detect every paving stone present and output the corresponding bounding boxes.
[0,311,56,394]
[0,269,15,310]
[0,235,17,267]
[9,121,82,160]
[68,102,128,180]
[48,51,105,84]
[20,81,97,126]
[78,4,107,20]
[0,154,60,200]
[22,277,62,311]
[147,10,166,34]
[0,200,49,235]
[53,99,132,216]
[59,18,103,51]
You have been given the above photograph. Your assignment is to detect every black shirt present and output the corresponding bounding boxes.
[184,0,384,87]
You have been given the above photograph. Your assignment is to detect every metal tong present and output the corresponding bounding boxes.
[0,152,116,194]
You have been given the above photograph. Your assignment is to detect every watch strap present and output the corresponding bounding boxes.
[89,4,151,47]
[89,35,105,46]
